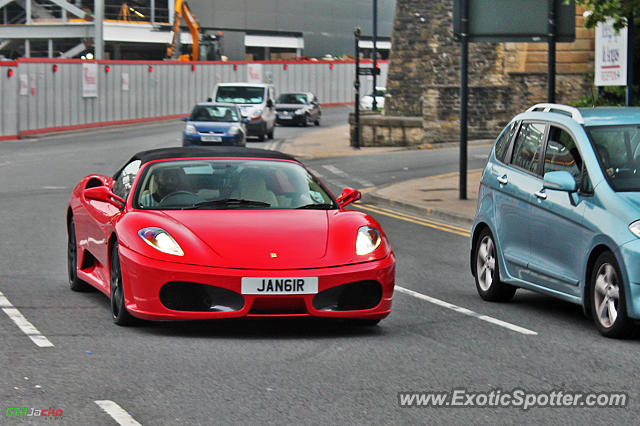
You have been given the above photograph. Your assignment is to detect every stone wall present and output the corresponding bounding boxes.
[349,113,423,147]
[383,0,595,144]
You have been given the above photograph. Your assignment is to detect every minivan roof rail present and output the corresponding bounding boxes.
[526,103,584,124]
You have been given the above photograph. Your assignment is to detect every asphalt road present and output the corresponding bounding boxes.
[1,112,638,424]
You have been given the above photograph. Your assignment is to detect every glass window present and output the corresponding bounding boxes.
[544,126,583,187]
[134,159,336,210]
[189,105,239,122]
[588,125,640,191]
[495,121,517,163]
[510,122,546,175]
[112,160,141,200]
[215,87,265,104]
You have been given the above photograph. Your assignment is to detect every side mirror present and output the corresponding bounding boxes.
[180,116,188,122]
[84,186,126,209]
[206,97,212,102]
[242,117,249,124]
[337,187,361,207]
[543,171,577,192]
[266,99,274,108]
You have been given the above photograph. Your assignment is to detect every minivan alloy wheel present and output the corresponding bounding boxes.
[593,263,620,328]
[476,235,495,292]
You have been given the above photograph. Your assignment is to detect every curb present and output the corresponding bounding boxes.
[362,190,475,228]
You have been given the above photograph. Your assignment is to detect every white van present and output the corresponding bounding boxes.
[212,83,276,141]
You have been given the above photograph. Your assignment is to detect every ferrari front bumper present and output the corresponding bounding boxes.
[118,245,395,321]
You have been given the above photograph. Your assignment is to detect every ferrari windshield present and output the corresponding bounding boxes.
[134,159,336,210]
[588,125,640,191]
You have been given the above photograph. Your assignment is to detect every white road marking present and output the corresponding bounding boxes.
[95,400,142,426]
[308,167,323,177]
[321,164,374,188]
[0,291,54,347]
[395,286,537,336]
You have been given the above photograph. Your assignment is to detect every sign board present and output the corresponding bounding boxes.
[453,0,575,42]
[247,64,263,83]
[82,63,98,98]
[19,74,28,96]
[595,18,627,86]
[358,68,374,76]
[121,72,130,91]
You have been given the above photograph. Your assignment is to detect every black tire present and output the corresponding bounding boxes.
[257,132,265,142]
[267,125,274,139]
[68,216,91,292]
[301,115,310,127]
[110,241,135,326]
[314,117,320,126]
[473,228,516,302]
[590,252,634,338]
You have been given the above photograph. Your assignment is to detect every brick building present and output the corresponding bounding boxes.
[384,0,595,144]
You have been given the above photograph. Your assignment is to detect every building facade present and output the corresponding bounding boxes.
[0,0,395,60]
[384,0,594,144]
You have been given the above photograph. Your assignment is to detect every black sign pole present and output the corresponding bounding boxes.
[459,0,469,200]
[372,0,378,110]
[627,13,634,106]
[547,0,556,103]
[354,27,361,149]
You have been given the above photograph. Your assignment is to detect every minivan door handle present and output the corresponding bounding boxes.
[497,175,508,185]
[534,189,547,200]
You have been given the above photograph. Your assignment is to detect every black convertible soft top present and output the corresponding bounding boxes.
[129,146,297,165]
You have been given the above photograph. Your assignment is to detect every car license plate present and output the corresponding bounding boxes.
[201,135,222,142]
[278,115,291,119]
[241,277,318,295]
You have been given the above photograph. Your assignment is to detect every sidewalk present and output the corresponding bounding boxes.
[280,123,485,227]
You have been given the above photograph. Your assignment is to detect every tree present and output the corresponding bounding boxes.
[575,0,640,29]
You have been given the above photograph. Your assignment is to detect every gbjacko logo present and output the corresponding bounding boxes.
[6,407,63,418]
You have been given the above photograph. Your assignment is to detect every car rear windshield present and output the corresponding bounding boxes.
[189,105,239,122]
[216,87,265,104]
[134,159,336,210]
[587,125,640,191]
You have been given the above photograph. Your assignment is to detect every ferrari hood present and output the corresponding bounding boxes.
[161,209,329,269]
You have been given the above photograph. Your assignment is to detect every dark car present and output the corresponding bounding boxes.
[276,92,321,127]
[182,103,246,147]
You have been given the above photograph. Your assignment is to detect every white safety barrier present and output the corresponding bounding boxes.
[0,59,387,140]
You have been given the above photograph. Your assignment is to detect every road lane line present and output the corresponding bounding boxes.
[0,291,54,347]
[355,203,471,237]
[322,164,374,188]
[95,400,142,426]
[395,286,538,336]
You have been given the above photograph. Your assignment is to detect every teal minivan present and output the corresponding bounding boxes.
[471,104,640,337]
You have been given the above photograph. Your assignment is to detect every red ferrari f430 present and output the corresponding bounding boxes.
[67,147,395,325]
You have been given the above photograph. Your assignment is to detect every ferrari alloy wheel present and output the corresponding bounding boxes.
[110,241,134,326]
[474,228,516,302]
[68,216,89,292]
[591,252,634,338]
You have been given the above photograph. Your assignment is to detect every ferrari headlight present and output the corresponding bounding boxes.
[629,220,640,238]
[228,125,242,135]
[294,108,305,115]
[138,227,184,256]
[185,124,197,135]
[356,226,381,255]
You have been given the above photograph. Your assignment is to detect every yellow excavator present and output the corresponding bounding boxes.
[166,0,223,61]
